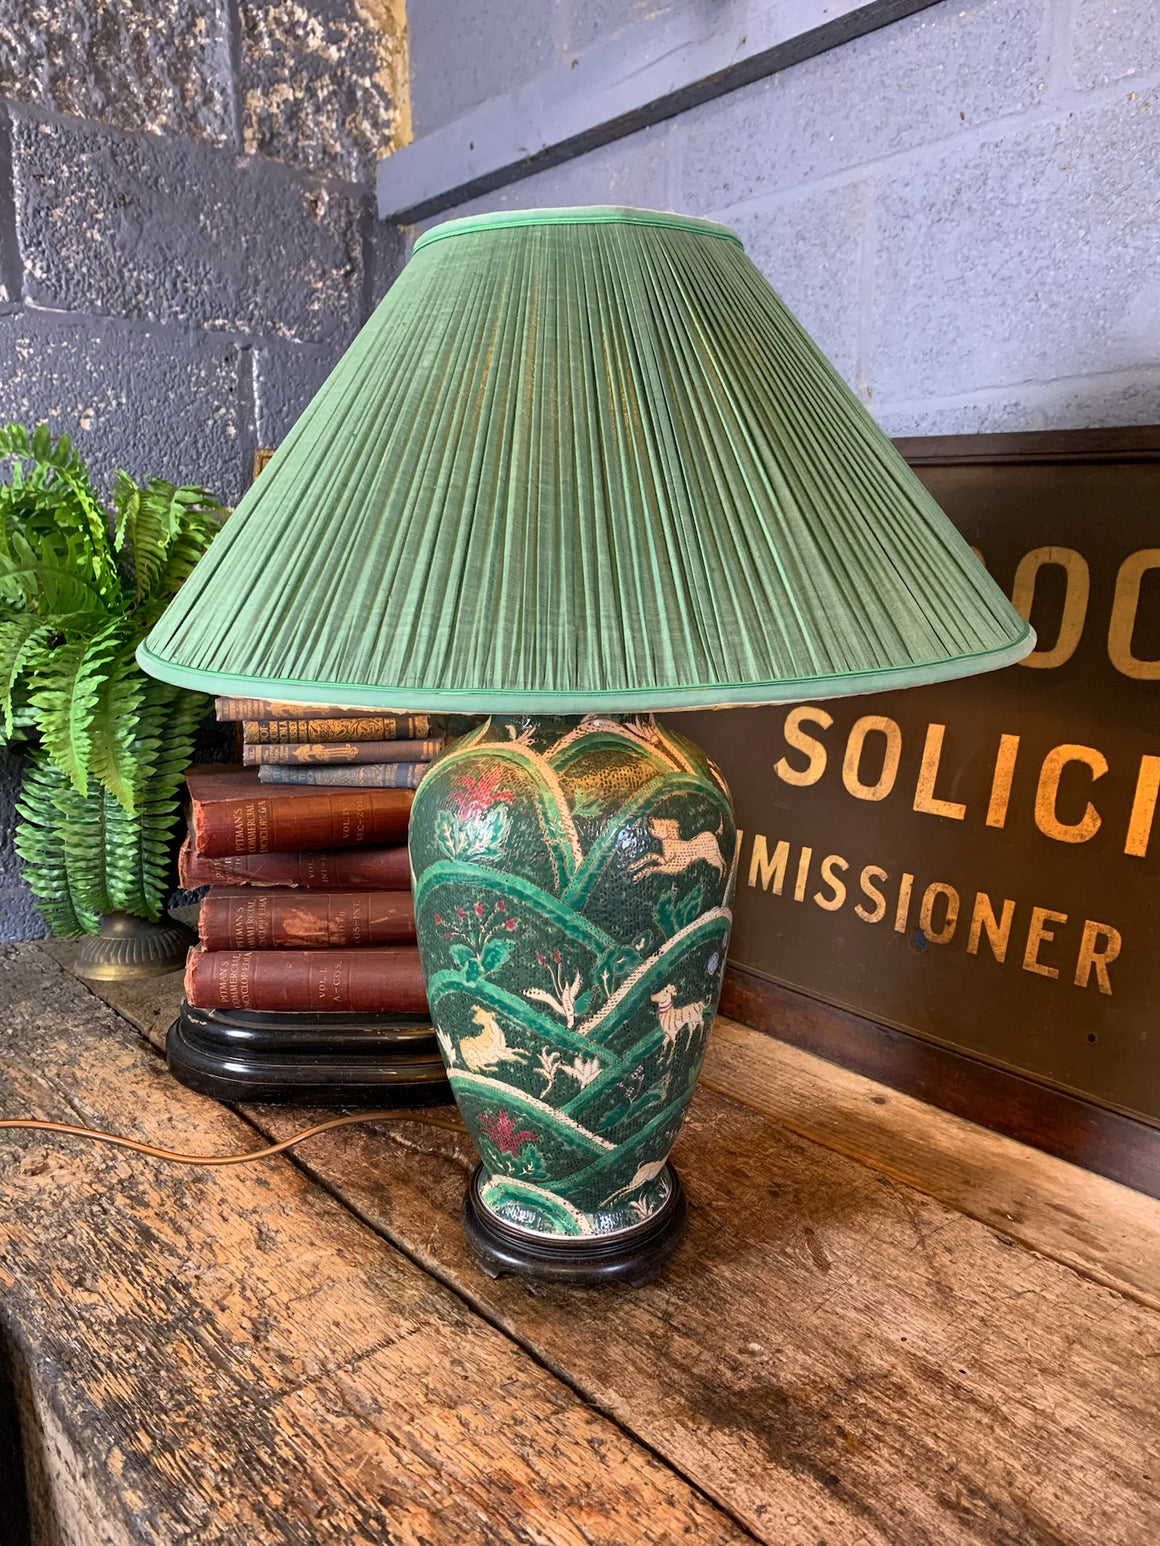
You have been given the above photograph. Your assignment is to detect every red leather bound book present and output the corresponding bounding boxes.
[178,836,412,891]
[184,945,429,1013]
[198,889,416,950]
[186,766,413,858]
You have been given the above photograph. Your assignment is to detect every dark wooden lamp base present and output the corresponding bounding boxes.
[462,1163,688,1287]
[167,1002,452,1106]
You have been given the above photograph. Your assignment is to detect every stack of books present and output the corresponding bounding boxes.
[177,696,443,1016]
[166,699,453,1105]
[238,700,445,790]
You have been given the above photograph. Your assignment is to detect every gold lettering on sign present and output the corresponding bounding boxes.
[894,872,914,933]
[985,734,1021,828]
[855,865,889,924]
[814,854,849,911]
[1125,755,1160,858]
[967,893,1016,963]
[1107,549,1160,680]
[1023,906,1068,978]
[919,881,960,944]
[842,715,902,802]
[775,707,833,786]
[749,835,789,893]
[1012,546,1090,669]
[1034,744,1107,843]
[1074,920,1122,994]
[913,724,967,820]
[742,835,1122,993]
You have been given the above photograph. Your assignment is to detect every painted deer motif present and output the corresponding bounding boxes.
[650,983,709,1062]
[459,1006,530,1074]
[628,817,725,881]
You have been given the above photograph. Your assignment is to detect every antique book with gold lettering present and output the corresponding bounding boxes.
[178,835,412,890]
[243,715,432,744]
[241,738,443,766]
[185,766,413,858]
[184,945,428,1013]
[198,888,416,950]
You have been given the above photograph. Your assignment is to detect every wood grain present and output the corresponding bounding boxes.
[701,1016,1160,1311]
[234,1090,1160,1546]
[721,964,1160,1200]
[0,947,750,1545]
[52,947,1160,1545]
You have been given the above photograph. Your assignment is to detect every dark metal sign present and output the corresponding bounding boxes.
[685,430,1160,1125]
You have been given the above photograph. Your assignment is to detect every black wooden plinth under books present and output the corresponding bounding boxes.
[168,1003,451,1106]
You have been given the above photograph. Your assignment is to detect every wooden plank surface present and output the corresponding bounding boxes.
[72,945,1160,1546]
[0,947,751,1546]
[702,1016,1160,1312]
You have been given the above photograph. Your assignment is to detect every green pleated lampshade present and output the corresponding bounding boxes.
[139,206,1033,711]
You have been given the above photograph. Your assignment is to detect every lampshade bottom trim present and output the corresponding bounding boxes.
[135,626,1035,716]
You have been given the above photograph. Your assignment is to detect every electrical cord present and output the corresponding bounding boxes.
[0,1110,467,1167]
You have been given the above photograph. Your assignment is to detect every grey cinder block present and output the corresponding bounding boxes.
[10,113,365,347]
[254,339,347,447]
[0,309,250,502]
[238,0,403,181]
[867,91,1160,403]
[407,0,556,137]
[676,0,1049,215]
[0,0,233,146]
[1071,0,1160,90]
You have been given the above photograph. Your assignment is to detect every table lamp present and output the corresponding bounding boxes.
[138,207,1033,1285]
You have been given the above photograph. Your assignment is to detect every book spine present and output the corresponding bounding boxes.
[190,787,413,857]
[244,716,431,744]
[178,835,413,890]
[199,890,416,949]
[242,738,443,767]
[258,762,428,788]
[215,698,388,722]
[185,946,428,1013]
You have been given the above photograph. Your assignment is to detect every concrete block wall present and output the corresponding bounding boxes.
[408,0,1160,438]
[0,0,407,499]
[0,0,407,936]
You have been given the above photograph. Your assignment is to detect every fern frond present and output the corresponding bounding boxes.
[15,754,104,935]
[100,679,207,919]
[118,478,226,609]
[0,613,54,735]
[118,476,180,603]
[0,525,113,616]
[0,424,32,459]
[88,645,147,812]
[0,423,121,606]
[29,618,126,794]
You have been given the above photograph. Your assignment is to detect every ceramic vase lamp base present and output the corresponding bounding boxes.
[410,713,736,1285]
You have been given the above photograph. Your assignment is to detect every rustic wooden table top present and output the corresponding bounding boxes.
[2,940,1159,1545]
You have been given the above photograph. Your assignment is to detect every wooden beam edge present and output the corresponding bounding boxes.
[378,0,944,223]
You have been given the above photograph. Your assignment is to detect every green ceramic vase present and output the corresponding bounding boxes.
[410,714,736,1276]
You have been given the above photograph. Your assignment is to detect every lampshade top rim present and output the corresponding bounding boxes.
[412,205,744,253]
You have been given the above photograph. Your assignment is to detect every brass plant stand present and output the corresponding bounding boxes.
[74,912,196,984]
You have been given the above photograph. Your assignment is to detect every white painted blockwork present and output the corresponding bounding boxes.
[396,0,1160,440]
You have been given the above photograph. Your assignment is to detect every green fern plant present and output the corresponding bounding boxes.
[0,422,227,934]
